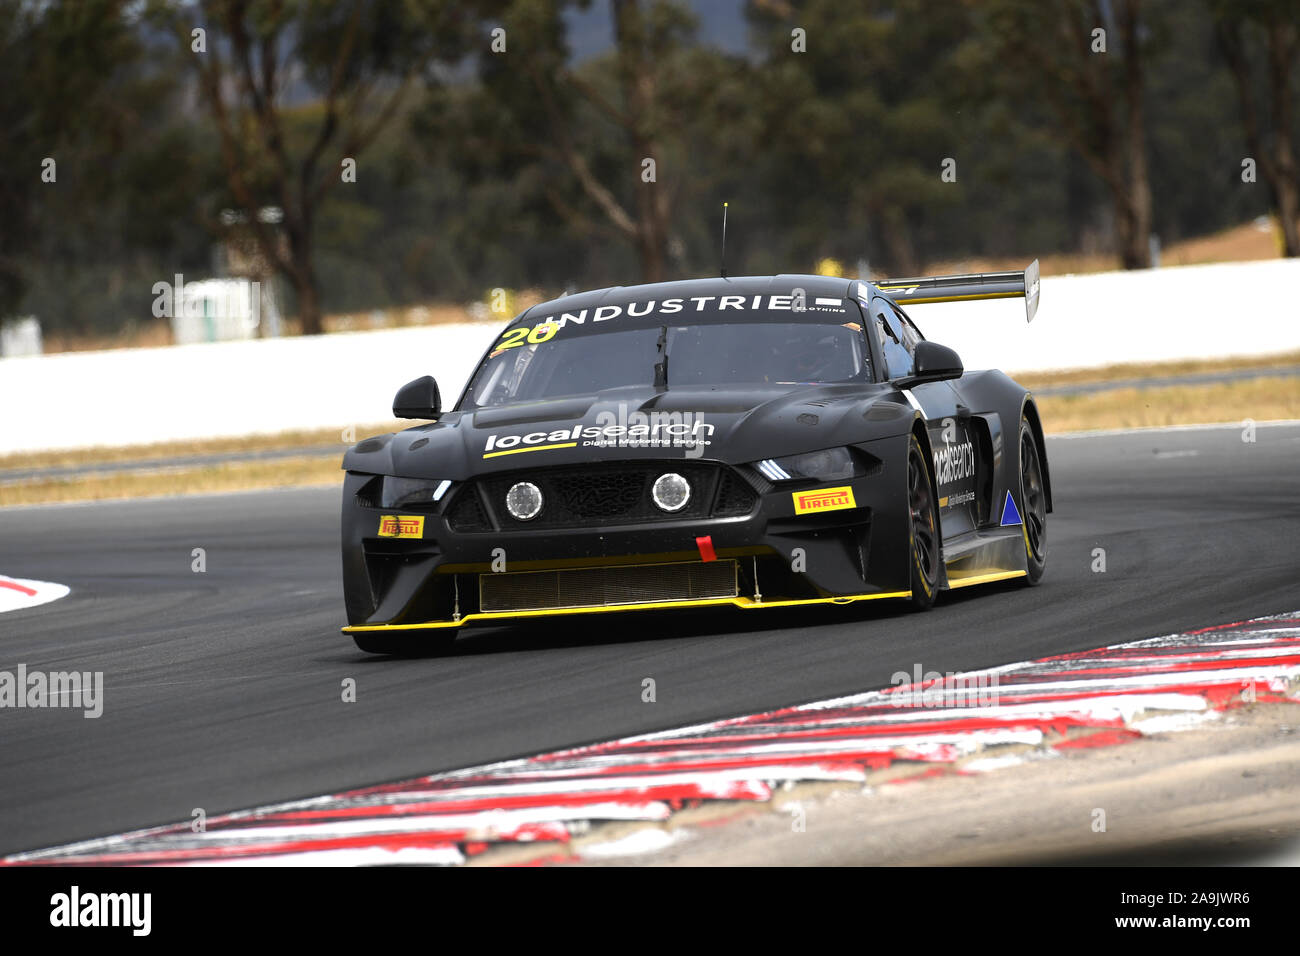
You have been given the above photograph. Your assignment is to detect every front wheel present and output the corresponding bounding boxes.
[906,434,940,610]
[1018,417,1048,585]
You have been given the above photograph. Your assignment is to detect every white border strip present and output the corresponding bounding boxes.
[0,576,70,613]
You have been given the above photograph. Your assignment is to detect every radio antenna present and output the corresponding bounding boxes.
[720,202,729,279]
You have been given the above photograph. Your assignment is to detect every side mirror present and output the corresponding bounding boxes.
[900,341,963,386]
[393,376,441,419]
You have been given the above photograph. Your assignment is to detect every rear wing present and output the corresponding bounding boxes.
[876,259,1041,323]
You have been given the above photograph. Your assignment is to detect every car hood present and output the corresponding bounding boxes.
[343,383,915,479]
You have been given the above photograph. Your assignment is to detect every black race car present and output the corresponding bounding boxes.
[340,265,1050,653]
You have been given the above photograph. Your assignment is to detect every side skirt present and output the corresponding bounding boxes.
[939,526,1029,591]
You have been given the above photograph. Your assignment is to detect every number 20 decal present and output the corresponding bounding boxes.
[497,322,558,350]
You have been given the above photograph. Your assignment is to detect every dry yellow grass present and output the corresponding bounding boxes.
[1,455,342,507]
[1038,376,1300,434]
[1016,351,1300,390]
[929,219,1287,277]
[0,422,403,471]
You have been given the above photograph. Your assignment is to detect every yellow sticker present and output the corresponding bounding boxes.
[378,515,425,538]
[495,321,559,354]
[792,486,856,514]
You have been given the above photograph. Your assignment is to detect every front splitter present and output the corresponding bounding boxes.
[342,588,915,633]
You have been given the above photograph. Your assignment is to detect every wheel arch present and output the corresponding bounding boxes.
[1020,397,1053,514]
[909,415,946,546]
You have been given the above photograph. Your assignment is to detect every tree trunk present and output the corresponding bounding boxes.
[614,0,673,283]
[1118,0,1152,269]
[1216,13,1300,258]
[1112,180,1152,270]
[294,260,324,335]
[1277,178,1300,256]
[635,173,670,282]
[637,227,666,283]
[294,272,323,336]
[875,205,919,277]
[285,225,323,336]
[1266,18,1300,256]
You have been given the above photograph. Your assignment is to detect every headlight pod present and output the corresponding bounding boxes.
[757,447,856,482]
[651,472,691,512]
[505,481,543,521]
[381,476,452,509]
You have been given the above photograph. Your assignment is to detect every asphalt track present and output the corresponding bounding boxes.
[1,423,1297,857]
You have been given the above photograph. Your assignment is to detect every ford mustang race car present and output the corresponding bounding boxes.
[340,265,1051,654]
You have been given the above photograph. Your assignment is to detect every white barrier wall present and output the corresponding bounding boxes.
[0,323,500,455]
[906,258,1298,373]
[1,259,1297,455]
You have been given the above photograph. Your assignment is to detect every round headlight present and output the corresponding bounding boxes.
[505,481,543,521]
[651,472,691,512]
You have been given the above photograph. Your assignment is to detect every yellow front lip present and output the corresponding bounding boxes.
[341,590,913,633]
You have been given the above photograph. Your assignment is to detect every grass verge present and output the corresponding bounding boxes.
[0,422,402,472]
[1015,350,1300,390]
[1036,375,1299,434]
[0,455,342,506]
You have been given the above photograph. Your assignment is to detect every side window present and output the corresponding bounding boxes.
[843,305,874,381]
[893,304,925,352]
[871,298,915,379]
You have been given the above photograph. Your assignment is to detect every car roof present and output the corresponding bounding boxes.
[520,274,862,321]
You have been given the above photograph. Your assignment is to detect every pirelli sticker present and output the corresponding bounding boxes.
[378,515,425,539]
[792,486,856,515]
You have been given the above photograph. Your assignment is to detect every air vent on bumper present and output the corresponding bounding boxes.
[479,560,738,612]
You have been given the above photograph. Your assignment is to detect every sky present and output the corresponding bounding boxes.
[563,0,751,61]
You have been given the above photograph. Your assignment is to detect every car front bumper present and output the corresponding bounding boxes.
[340,436,915,631]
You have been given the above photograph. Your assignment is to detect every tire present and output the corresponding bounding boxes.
[351,632,454,656]
[1018,416,1048,585]
[906,433,940,610]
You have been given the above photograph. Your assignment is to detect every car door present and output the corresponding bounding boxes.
[871,297,980,538]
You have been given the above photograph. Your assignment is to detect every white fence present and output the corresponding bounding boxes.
[0,317,42,358]
[907,258,1298,373]
[1,259,1296,455]
[169,278,264,344]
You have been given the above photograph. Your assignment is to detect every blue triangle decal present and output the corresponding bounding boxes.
[1000,491,1022,527]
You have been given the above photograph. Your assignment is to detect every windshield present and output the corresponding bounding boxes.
[462,318,871,409]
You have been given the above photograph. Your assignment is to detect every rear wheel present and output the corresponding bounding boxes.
[907,434,940,610]
[1019,417,1048,584]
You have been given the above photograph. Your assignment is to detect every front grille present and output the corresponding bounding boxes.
[714,469,758,516]
[549,468,647,519]
[450,461,757,532]
[355,476,383,510]
[446,488,492,532]
[479,559,738,612]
